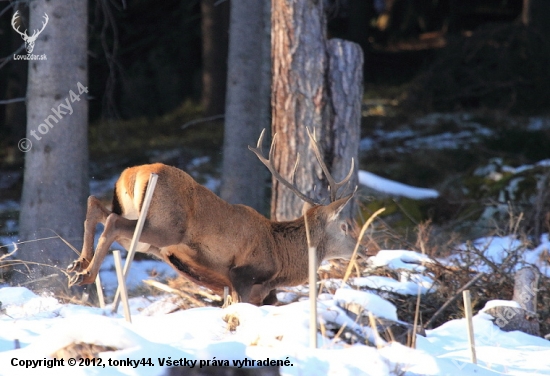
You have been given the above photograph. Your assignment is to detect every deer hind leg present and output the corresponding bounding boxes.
[67,207,183,286]
[68,212,153,286]
[67,196,111,273]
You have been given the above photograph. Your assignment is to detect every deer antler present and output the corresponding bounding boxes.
[250,128,355,205]
[306,127,354,202]
[248,129,317,206]
[29,13,48,40]
[11,11,27,38]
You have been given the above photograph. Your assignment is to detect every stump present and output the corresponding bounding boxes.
[484,266,540,336]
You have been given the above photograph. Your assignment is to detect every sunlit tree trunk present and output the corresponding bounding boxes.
[16,0,89,294]
[220,0,270,213]
[271,0,362,221]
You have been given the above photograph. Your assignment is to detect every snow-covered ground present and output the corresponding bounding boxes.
[358,170,439,199]
[1,236,549,375]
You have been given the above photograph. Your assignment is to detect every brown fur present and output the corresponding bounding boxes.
[67,163,359,305]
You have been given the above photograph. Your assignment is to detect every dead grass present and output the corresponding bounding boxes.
[52,342,118,360]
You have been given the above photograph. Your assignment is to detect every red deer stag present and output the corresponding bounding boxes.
[67,129,360,305]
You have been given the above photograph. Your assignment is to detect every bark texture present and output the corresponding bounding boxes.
[16,0,89,292]
[271,0,331,221]
[271,0,363,221]
[327,39,363,219]
[220,0,270,213]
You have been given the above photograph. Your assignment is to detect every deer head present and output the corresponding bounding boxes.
[249,127,358,260]
[12,11,49,54]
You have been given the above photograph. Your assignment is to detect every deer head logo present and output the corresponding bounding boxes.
[11,11,49,54]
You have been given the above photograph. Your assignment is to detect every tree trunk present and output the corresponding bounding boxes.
[525,0,550,36]
[522,0,530,26]
[271,0,362,221]
[15,0,89,294]
[327,39,362,219]
[200,0,229,117]
[220,0,270,213]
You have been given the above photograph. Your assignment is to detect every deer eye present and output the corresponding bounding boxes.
[340,223,348,235]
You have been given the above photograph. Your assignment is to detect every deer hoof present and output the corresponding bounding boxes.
[67,260,81,273]
[68,272,87,286]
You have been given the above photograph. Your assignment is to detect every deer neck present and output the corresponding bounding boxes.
[270,214,328,266]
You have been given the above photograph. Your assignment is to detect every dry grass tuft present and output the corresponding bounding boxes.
[52,342,118,360]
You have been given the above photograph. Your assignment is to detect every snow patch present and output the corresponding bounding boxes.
[358,170,439,199]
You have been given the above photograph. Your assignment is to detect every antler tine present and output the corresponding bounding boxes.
[249,129,317,206]
[30,13,48,38]
[11,11,27,37]
[290,154,300,186]
[306,127,355,202]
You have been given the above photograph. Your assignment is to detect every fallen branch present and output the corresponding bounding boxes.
[143,279,206,307]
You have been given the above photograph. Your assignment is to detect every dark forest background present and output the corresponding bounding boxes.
[2,0,549,164]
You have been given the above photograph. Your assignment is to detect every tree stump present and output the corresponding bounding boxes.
[484,266,540,336]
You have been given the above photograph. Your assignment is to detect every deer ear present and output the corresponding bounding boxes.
[326,189,356,221]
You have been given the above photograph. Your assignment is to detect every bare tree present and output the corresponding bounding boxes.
[523,0,550,36]
[271,0,362,221]
[200,0,229,117]
[220,0,271,212]
[15,0,89,293]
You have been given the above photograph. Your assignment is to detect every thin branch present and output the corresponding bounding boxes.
[0,3,14,18]
[181,114,225,130]
[0,236,60,250]
[424,271,484,329]
[96,0,122,119]
[0,97,25,105]
[0,44,25,70]
[143,279,206,307]
[4,260,71,278]
[20,273,59,286]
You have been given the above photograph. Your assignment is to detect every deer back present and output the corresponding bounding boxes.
[114,163,276,266]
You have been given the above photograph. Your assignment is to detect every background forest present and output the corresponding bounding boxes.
[0,0,550,328]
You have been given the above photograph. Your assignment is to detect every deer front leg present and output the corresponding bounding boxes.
[229,265,275,305]
[249,285,279,306]
[67,196,111,273]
